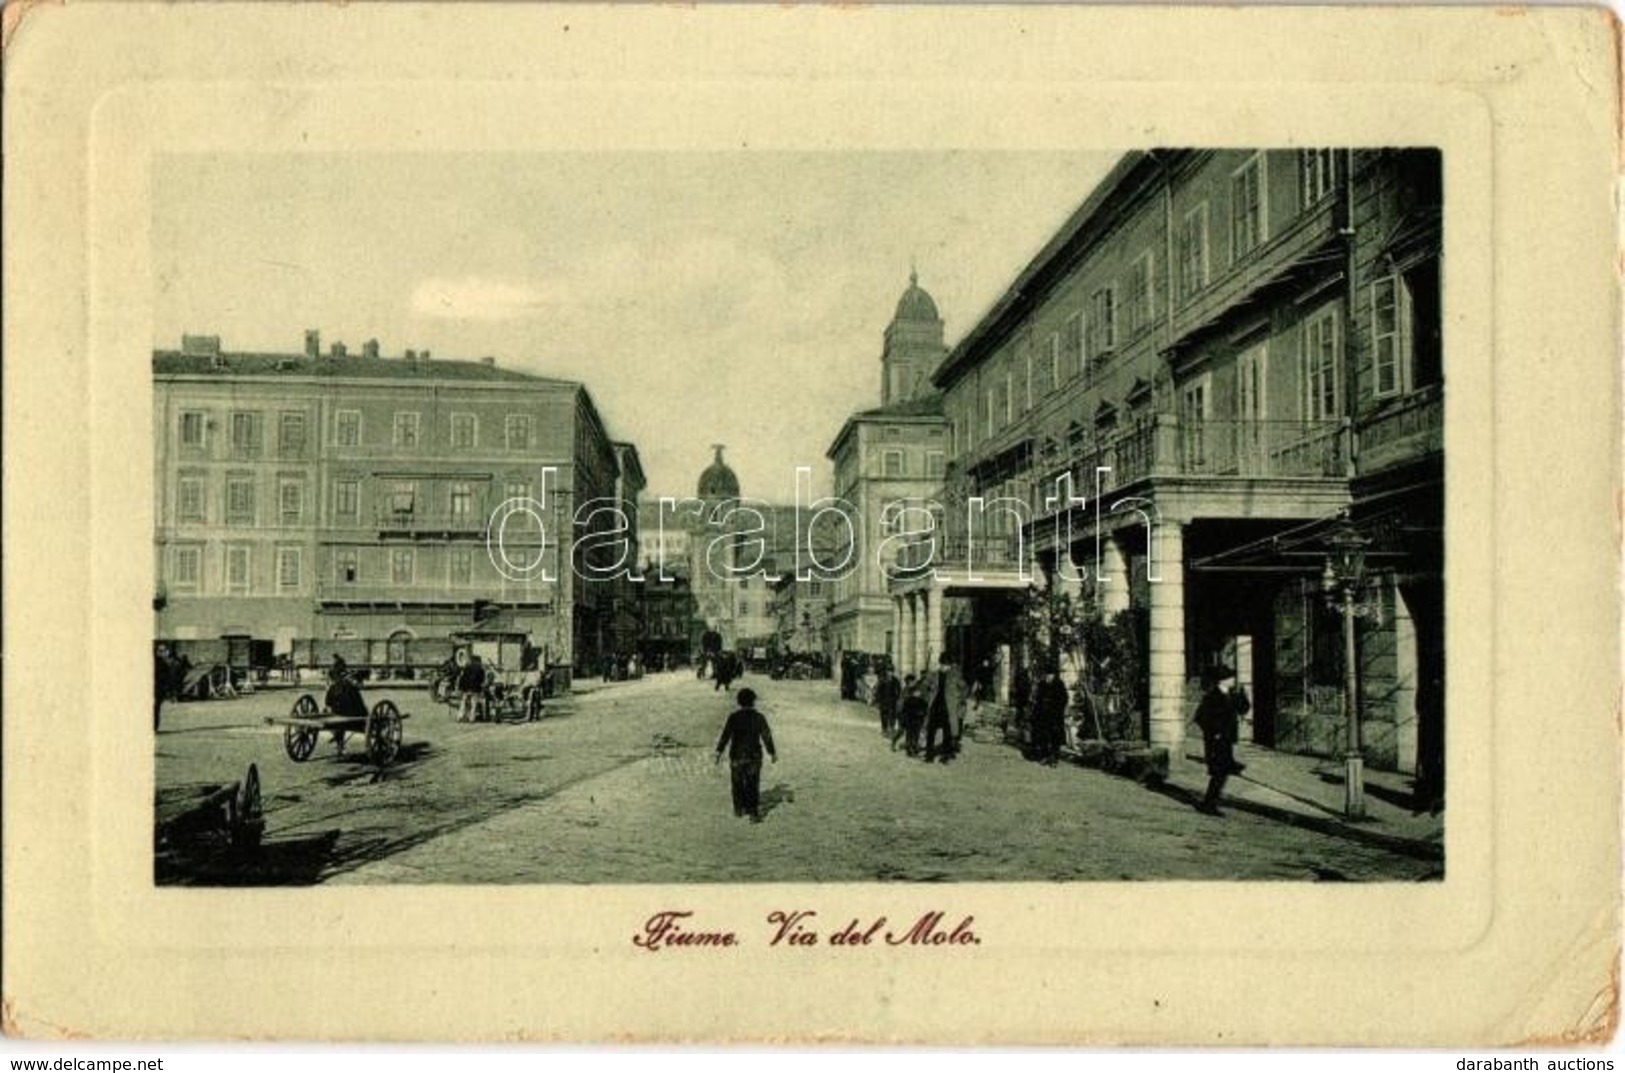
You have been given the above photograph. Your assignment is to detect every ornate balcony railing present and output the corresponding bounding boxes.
[894,534,1024,574]
[1175,419,1348,478]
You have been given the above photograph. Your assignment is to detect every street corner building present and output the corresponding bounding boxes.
[875,149,1443,802]
[151,331,646,683]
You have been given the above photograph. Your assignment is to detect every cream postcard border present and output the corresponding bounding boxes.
[5,4,1618,1045]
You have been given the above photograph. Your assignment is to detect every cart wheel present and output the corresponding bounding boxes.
[230,763,264,850]
[367,700,403,766]
[293,693,319,717]
[284,724,319,762]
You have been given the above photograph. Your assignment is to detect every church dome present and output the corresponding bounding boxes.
[697,445,740,500]
[893,270,941,324]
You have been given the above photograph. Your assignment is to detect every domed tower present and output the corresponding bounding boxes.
[691,444,742,646]
[882,269,948,406]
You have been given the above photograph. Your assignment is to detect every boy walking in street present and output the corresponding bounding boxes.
[715,687,777,822]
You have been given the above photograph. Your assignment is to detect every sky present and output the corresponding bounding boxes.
[153,151,1119,501]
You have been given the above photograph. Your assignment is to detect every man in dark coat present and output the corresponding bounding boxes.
[924,654,965,764]
[1194,666,1241,814]
[894,674,927,755]
[714,687,777,821]
[1031,664,1070,766]
[874,666,902,738]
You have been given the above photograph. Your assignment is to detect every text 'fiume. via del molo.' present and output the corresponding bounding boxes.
[633,910,981,952]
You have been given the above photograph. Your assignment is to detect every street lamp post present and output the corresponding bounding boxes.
[1324,521,1371,819]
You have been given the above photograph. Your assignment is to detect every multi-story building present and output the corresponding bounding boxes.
[825,273,952,658]
[152,331,638,675]
[890,149,1442,784]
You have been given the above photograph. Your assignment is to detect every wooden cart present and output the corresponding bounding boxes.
[266,693,409,767]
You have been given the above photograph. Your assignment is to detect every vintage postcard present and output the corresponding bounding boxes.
[3,2,1619,1046]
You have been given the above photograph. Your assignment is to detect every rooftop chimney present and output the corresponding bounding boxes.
[480,356,496,367]
[330,341,347,359]
[305,330,320,359]
[404,349,417,361]
[181,334,221,358]
[362,338,380,360]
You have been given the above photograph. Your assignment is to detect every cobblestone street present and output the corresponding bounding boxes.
[156,673,1439,885]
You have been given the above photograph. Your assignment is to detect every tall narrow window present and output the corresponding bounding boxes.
[450,547,474,586]
[335,410,361,447]
[390,481,416,518]
[1062,312,1084,378]
[334,480,360,522]
[177,477,206,523]
[882,450,904,478]
[229,412,261,457]
[1086,287,1116,365]
[225,476,256,525]
[393,411,420,448]
[1302,308,1341,421]
[390,548,414,585]
[277,547,302,591]
[171,546,202,589]
[1179,377,1211,468]
[278,477,304,525]
[450,413,476,449]
[1372,275,1412,397]
[449,481,474,521]
[505,414,532,450]
[225,545,251,593]
[1125,251,1154,335]
[278,412,307,455]
[1178,202,1210,299]
[180,411,207,450]
[1230,154,1267,262]
[1300,149,1337,207]
[336,549,359,585]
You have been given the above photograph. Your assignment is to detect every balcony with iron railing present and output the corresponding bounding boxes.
[375,507,494,537]
[892,533,1026,577]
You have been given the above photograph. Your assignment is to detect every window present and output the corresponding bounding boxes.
[1178,202,1210,299]
[1023,344,1034,413]
[1179,376,1211,467]
[180,411,207,450]
[450,547,473,585]
[504,480,530,504]
[1062,312,1084,378]
[926,450,946,479]
[278,477,304,525]
[225,545,251,593]
[389,481,416,517]
[1302,308,1341,421]
[1004,371,1014,424]
[171,545,202,589]
[390,548,414,585]
[335,410,361,447]
[334,480,360,521]
[225,476,256,525]
[1372,274,1414,398]
[177,477,205,523]
[985,386,997,437]
[277,547,302,591]
[449,481,474,521]
[1125,251,1154,335]
[1230,154,1267,262]
[229,412,261,457]
[505,414,532,450]
[882,450,904,478]
[450,413,476,449]
[738,600,750,617]
[336,549,359,585]
[278,412,306,455]
[393,411,420,448]
[1086,287,1116,364]
[1300,149,1337,207]
[1045,333,1061,394]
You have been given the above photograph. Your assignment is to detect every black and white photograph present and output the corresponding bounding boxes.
[150,147,1445,886]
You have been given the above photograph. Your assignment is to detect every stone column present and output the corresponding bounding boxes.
[897,595,910,669]
[913,590,930,674]
[900,593,917,677]
[926,583,945,671]
[1098,532,1131,616]
[1147,521,1187,751]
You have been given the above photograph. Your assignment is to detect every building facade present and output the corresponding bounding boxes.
[825,273,952,658]
[892,149,1442,779]
[153,333,637,674]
